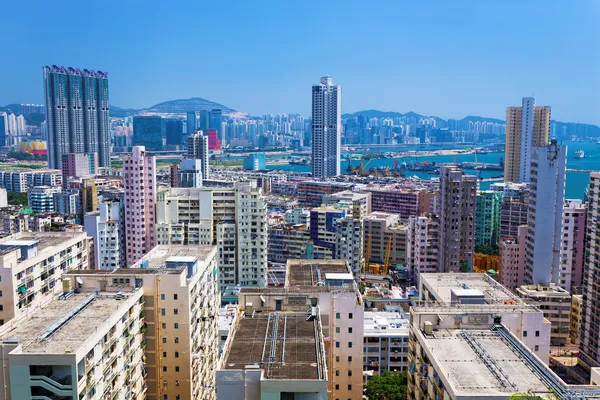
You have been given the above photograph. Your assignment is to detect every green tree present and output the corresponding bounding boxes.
[365,370,408,400]
[7,192,28,206]
[474,244,499,256]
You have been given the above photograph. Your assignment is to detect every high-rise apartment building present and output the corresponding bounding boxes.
[84,199,126,270]
[504,97,551,183]
[311,76,341,178]
[166,118,183,145]
[439,165,477,273]
[124,146,157,266]
[61,152,97,187]
[363,212,408,272]
[65,245,219,400]
[0,112,7,148]
[187,131,209,180]
[524,140,566,285]
[132,116,165,150]
[560,199,587,292]
[43,65,110,169]
[186,111,197,139]
[178,159,203,188]
[499,225,527,291]
[209,109,223,145]
[406,214,440,284]
[474,190,502,246]
[580,171,600,369]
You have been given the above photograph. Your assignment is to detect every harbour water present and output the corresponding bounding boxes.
[267,141,598,200]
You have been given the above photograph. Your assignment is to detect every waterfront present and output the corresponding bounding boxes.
[267,141,599,200]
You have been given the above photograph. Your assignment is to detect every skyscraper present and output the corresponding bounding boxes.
[504,97,551,183]
[124,146,157,266]
[209,109,223,146]
[185,111,196,145]
[187,131,209,180]
[43,65,110,169]
[524,140,566,285]
[132,116,165,150]
[311,76,341,178]
[165,119,183,146]
[439,165,477,273]
[0,112,7,148]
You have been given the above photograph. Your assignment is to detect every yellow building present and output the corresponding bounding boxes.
[571,294,583,345]
[504,98,551,183]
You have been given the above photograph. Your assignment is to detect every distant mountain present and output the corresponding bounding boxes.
[343,110,499,124]
[108,97,235,117]
[461,115,505,124]
[0,104,22,114]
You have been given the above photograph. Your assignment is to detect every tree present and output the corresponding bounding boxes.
[474,244,499,256]
[7,192,28,206]
[365,370,408,400]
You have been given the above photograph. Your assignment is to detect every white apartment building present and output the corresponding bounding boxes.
[335,217,364,276]
[124,146,157,266]
[156,181,267,290]
[0,231,89,325]
[406,214,440,284]
[0,290,145,400]
[418,273,551,363]
[560,199,587,292]
[525,140,566,285]
[0,170,62,193]
[65,245,220,400]
[28,185,61,213]
[84,199,126,270]
[363,311,410,376]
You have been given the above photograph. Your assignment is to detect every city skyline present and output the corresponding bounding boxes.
[0,1,598,124]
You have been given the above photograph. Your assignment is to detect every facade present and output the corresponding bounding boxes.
[311,76,341,178]
[61,152,97,186]
[516,284,571,346]
[323,190,372,220]
[367,187,429,221]
[560,199,587,292]
[439,165,477,273]
[267,223,311,266]
[208,110,223,145]
[218,260,364,400]
[504,97,551,183]
[581,171,600,368]
[243,152,266,170]
[84,199,126,270]
[166,118,183,145]
[156,182,267,290]
[363,311,410,375]
[297,181,353,207]
[571,294,583,346]
[124,146,157,266]
[499,191,529,238]
[53,188,81,216]
[132,116,165,150]
[43,65,110,169]
[363,212,407,270]
[0,231,89,325]
[309,207,346,260]
[28,185,61,213]
[406,214,440,284]
[179,159,204,188]
[335,217,364,276]
[525,140,566,285]
[474,190,502,246]
[499,224,527,291]
[66,245,219,400]
[0,290,145,400]
[206,129,221,150]
[186,111,196,140]
[0,170,62,193]
[186,131,209,180]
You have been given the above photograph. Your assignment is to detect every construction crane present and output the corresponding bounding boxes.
[383,236,392,275]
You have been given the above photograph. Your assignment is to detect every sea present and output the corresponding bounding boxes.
[267,141,597,200]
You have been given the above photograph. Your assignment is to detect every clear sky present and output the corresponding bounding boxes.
[1,0,598,123]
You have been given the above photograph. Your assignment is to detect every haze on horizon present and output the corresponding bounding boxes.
[0,0,598,124]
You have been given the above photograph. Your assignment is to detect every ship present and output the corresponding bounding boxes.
[575,149,585,159]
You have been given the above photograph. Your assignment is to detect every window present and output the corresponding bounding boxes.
[349,313,353,319]
[335,370,340,376]
[163,352,167,357]
[336,312,340,319]
[163,366,167,372]
[336,342,340,348]
[348,356,352,362]
[162,323,166,329]
[174,323,179,329]
[348,370,352,376]
[175,351,179,358]
[162,337,167,344]
[535,345,539,351]
[523,331,527,337]
[348,327,352,334]
[161,294,166,300]
[164,395,168,400]
[175,337,179,344]
[535,331,540,337]
[348,385,352,391]
[348,342,352,348]
[161,308,166,316]
[174,309,178,315]
[336,327,340,334]
[175,366,180,372]
[335,356,340,362]
[174,294,178,300]
[335,385,339,390]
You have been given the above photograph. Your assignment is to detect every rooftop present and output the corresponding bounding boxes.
[364,311,409,337]
[286,259,351,287]
[222,312,326,380]
[0,231,87,258]
[0,291,141,355]
[420,273,522,305]
[130,245,216,269]
[417,328,549,396]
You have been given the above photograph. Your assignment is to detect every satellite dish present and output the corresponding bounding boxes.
[76,277,83,284]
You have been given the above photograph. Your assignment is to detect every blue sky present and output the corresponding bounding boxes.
[1,0,598,123]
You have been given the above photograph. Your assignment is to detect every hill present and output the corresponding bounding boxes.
[145,97,235,114]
